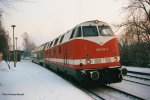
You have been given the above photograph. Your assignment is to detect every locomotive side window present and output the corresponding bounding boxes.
[70,28,76,39]
[59,35,64,43]
[75,26,82,37]
[83,26,98,37]
[47,43,49,48]
[57,36,61,44]
[54,38,59,46]
[51,40,55,47]
[98,26,113,36]
[49,43,51,48]
[50,41,53,47]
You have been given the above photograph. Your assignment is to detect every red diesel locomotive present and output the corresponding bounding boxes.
[32,20,127,85]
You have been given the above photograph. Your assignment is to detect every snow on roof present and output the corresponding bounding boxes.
[32,43,47,53]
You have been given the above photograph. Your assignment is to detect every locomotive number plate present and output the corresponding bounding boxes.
[96,48,108,52]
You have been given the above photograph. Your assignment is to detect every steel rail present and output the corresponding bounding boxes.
[123,78,150,86]
[128,71,150,76]
[106,85,145,100]
[126,74,150,81]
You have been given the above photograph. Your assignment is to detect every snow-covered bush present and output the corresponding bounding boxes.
[0,60,9,71]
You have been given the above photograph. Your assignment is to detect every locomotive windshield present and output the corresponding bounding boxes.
[83,26,99,37]
[98,26,113,36]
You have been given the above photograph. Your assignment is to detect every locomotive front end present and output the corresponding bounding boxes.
[72,20,127,85]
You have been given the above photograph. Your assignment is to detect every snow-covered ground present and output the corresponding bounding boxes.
[0,60,93,100]
[124,66,150,74]
[110,80,150,100]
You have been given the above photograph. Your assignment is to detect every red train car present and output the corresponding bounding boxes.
[43,20,127,85]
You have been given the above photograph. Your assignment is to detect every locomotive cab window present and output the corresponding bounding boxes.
[98,26,113,36]
[83,26,98,37]
[75,26,82,37]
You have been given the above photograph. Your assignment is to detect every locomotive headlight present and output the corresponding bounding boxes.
[85,59,91,64]
[85,54,91,64]
[114,57,118,62]
[94,20,98,23]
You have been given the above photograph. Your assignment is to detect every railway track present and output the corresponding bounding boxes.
[71,82,141,100]
[126,75,150,81]
[109,80,150,100]
[68,77,149,100]
[105,85,144,100]
[75,71,150,100]
[88,85,143,100]
[46,66,149,100]
[77,86,105,100]
[123,72,150,86]
[69,80,144,100]
[126,73,150,80]
[123,78,150,86]
[128,70,150,76]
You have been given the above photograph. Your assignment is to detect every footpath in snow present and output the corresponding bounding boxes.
[0,60,92,100]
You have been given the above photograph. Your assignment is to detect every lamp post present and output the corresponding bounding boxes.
[11,25,16,67]
[15,37,18,63]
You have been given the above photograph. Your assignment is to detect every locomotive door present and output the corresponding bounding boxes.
[63,44,73,69]
[64,45,69,68]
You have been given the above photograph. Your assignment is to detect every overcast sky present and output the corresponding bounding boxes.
[2,0,127,49]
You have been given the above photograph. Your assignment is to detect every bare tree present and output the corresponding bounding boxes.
[118,0,150,44]
[118,0,150,67]
[0,0,32,12]
[22,32,36,58]
[117,0,150,40]
[0,0,20,11]
[0,13,10,61]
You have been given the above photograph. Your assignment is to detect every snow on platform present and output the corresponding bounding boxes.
[124,66,150,75]
[0,60,92,100]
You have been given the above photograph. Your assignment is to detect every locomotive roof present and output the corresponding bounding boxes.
[78,20,109,26]
[40,20,111,50]
[59,20,110,38]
